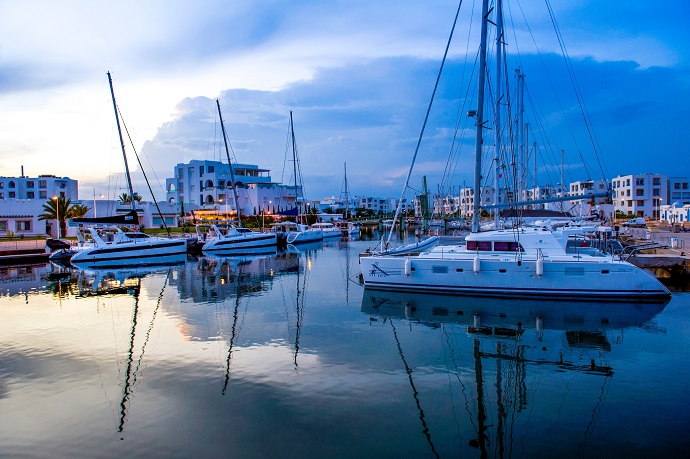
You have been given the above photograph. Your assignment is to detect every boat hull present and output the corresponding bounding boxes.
[360,255,670,301]
[287,230,323,244]
[202,233,277,251]
[70,238,188,266]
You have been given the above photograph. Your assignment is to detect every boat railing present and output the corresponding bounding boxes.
[620,242,669,261]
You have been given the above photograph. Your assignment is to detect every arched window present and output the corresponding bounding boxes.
[205,180,214,189]
[8,181,15,188]
[205,195,215,204]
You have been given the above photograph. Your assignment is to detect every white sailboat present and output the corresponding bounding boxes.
[202,100,277,252]
[284,111,322,245]
[70,73,187,266]
[360,0,670,300]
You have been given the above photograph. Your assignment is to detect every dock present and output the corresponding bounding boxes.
[0,240,49,266]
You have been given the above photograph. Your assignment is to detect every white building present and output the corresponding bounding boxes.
[611,173,668,219]
[660,203,690,226]
[165,160,298,217]
[0,174,79,237]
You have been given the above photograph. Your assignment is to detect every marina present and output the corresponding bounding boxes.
[0,234,689,457]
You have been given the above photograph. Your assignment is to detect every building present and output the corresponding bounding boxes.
[165,160,299,217]
[0,174,79,237]
[611,173,668,219]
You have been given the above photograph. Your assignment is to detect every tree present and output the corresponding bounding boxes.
[119,192,142,203]
[38,197,91,238]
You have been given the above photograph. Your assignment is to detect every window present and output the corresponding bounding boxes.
[626,190,631,196]
[466,240,492,251]
[39,180,46,188]
[27,191,34,199]
[493,241,523,252]
[27,181,34,188]
[0,182,3,189]
[652,188,660,196]
[9,191,15,198]
[684,183,689,190]
[636,178,644,186]
[199,166,204,175]
[636,189,644,196]
[208,165,214,173]
[39,191,47,199]
[637,200,644,206]
[9,181,15,188]
[0,221,6,231]
[16,221,31,231]
[653,178,661,185]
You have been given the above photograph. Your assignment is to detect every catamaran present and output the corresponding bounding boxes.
[360,0,670,300]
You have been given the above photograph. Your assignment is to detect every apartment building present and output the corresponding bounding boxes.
[611,173,668,219]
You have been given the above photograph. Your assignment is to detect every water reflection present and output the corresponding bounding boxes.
[361,289,668,458]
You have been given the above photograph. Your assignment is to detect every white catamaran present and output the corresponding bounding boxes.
[360,0,670,301]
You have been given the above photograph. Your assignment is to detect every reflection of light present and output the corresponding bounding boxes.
[307,259,312,270]
[220,278,225,285]
[270,269,274,276]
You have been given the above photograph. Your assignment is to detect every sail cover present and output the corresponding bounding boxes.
[72,209,140,225]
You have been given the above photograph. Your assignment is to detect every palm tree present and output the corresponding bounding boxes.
[118,193,143,203]
[38,197,91,238]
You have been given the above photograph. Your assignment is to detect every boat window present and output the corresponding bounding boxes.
[493,241,524,252]
[432,266,448,274]
[601,269,610,274]
[124,232,150,239]
[466,241,492,251]
[237,228,252,233]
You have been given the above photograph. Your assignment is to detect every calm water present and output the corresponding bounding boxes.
[1,234,689,458]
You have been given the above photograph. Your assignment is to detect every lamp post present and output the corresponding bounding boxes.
[53,196,60,238]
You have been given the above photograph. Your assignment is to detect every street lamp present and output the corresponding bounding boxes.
[52,196,60,238]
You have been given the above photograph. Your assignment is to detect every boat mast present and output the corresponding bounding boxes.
[216,99,242,227]
[493,0,504,228]
[290,111,302,225]
[107,71,136,212]
[471,0,490,233]
[517,69,525,206]
[343,162,350,219]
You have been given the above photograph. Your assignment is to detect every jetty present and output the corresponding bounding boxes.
[0,239,49,265]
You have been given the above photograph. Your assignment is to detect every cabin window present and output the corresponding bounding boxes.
[467,240,491,251]
[492,241,523,252]
[432,266,449,274]
[601,270,610,274]
[499,269,507,273]
[565,267,585,276]
[456,268,463,272]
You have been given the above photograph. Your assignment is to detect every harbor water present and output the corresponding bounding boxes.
[1,233,689,458]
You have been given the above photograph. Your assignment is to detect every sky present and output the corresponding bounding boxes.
[1,0,689,204]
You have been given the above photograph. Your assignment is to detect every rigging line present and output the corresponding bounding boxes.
[514,0,596,183]
[132,269,172,384]
[524,85,563,186]
[390,319,440,458]
[544,0,610,182]
[440,0,477,191]
[118,107,172,236]
[387,0,465,245]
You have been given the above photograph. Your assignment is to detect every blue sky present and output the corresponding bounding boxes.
[0,0,688,203]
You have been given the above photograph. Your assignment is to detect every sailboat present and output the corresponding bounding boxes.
[334,162,361,238]
[201,100,277,252]
[70,73,187,267]
[284,111,323,245]
[359,0,670,300]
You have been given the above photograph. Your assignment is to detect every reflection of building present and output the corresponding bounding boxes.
[165,160,298,216]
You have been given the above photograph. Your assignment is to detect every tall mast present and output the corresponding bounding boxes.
[107,71,135,211]
[471,0,490,233]
[493,0,504,227]
[343,162,350,219]
[290,111,301,224]
[216,99,242,227]
[517,68,525,206]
